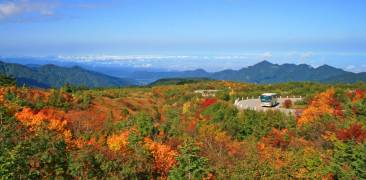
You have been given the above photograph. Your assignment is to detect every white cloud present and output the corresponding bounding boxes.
[56,55,256,62]
[137,63,152,68]
[346,65,356,70]
[285,51,315,63]
[56,55,198,62]
[345,64,366,73]
[261,52,272,60]
[300,51,314,61]
[0,0,57,21]
[0,0,120,22]
[213,55,249,60]
[0,2,21,18]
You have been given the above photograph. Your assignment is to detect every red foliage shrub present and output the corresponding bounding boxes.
[186,119,198,134]
[331,98,344,117]
[283,99,292,109]
[347,89,366,102]
[201,98,217,108]
[261,128,292,149]
[354,89,366,100]
[326,122,337,132]
[336,123,366,144]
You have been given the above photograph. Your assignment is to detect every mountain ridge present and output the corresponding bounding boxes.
[0,61,135,88]
[0,60,365,86]
[122,60,365,84]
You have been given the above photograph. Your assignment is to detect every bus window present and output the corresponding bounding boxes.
[260,95,272,102]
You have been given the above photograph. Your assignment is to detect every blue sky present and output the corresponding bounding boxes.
[0,0,366,71]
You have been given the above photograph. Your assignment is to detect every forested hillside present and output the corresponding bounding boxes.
[149,78,212,86]
[1,78,366,179]
[0,61,135,88]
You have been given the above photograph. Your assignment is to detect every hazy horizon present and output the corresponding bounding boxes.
[1,55,365,73]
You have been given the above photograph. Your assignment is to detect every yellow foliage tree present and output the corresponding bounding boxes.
[107,131,130,152]
[182,102,191,114]
[198,123,244,157]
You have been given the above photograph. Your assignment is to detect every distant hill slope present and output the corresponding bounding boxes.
[323,72,366,83]
[0,61,135,88]
[128,69,210,84]
[149,77,212,86]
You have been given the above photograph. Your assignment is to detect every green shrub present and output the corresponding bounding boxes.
[134,113,157,138]
[0,75,16,86]
[47,89,70,111]
[169,140,212,179]
[161,108,181,138]
[329,141,366,179]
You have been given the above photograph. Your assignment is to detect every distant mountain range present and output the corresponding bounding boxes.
[125,60,366,84]
[0,61,135,88]
[0,60,365,88]
[211,61,349,83]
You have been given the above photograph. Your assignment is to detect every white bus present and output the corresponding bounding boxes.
[260,93,279,107]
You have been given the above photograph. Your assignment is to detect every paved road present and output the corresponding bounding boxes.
[234,98,302,115]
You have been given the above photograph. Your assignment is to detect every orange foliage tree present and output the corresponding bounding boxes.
[15,108,72,143]
[0,87,9,103]
[257,128,293,169]
[297,88,337,127]
[144,138,178,177]
[260,128,292,149]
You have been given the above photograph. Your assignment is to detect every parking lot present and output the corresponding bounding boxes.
[234,97,302,114]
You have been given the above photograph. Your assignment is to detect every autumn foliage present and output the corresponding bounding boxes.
[15,107,72,143]
[297,88,337,127]
[144,138,178,177]
[3,81,366,179]
[198,123,244,157]
[201,98,217,108]
[107,131,130,152]
[347,89,366,102]
[283,99,292,109]
[336,123,366,144]
[260,128,291,149]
